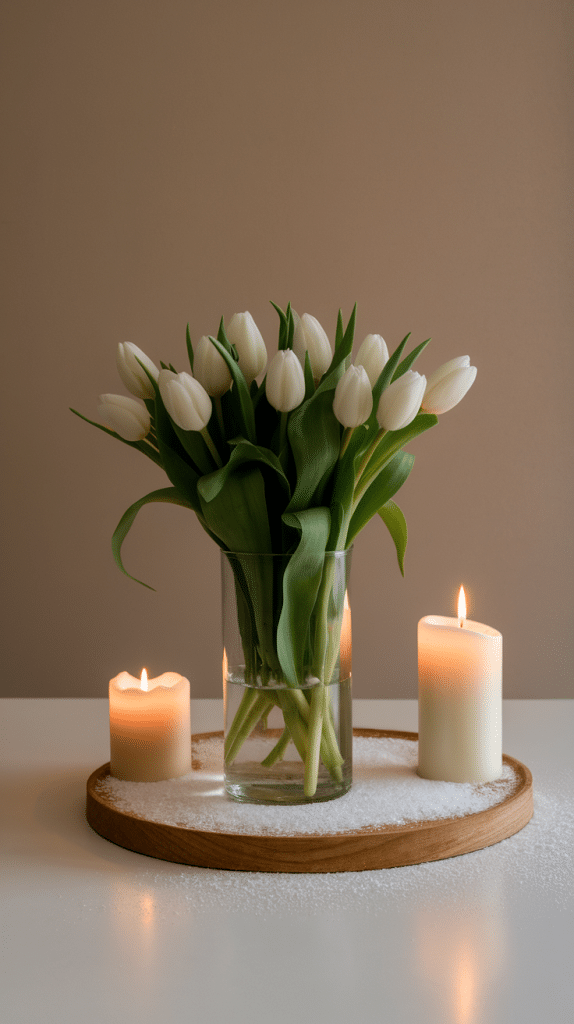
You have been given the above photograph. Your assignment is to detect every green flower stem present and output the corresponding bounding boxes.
[279,411,288,455]
[261,727,291,768]
[339,427,354,460]
[304,682,327,796]
[308,558,347,782]
[321,705,344,778]
[259,563,286,678]
[354,433,407,500]
[311,560,337,683]
[275,691,308,764]
[136,440,164,467]
[225,692,275,765]
[223,686,260,760]
[231,555,283,682]
[288,685,343,779]
[224,556,348,792]
[324,615,345,691]
[200,426,223,468]
[226,681,343,787]
[353,428,387,497]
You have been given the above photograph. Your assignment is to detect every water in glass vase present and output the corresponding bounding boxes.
[223,673,353,804]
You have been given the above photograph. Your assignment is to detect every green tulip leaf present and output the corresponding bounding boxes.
[216,316,235,357]
[198,464,272,554]
[186,324,194,372]
[371,332,412,410]
[326,424,371,548]
[327,305,356,377]
[393,337,431,381]
[377,500,408,576]
[346,451,415,547]
[198,439,290,503]
[286,383,342,512]
[170,421,216,476]
[208,335,256,444]
[271,300,297,353]
[111,487,197,589]
[334,309,344,353]
[153,392,205,506]
[277,507,331,685]
[303,349,315,401]
[69,408,163,467]
[286,303,296,350]
[328,500,346,552]
[223,553,262,683]
[134,357,160,397]
[359,412,438,492]
[271,300,289,351]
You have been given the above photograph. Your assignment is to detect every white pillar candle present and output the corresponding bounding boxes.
[418,589,502,783]
[109,669,191,782]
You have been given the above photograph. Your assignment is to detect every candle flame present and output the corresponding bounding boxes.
[457,586,467,628]
[140,668,148,692]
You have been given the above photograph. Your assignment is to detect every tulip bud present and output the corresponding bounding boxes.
[98,394,151,441]
[265,350,306,412]
[376,371,427,431]
[116,342,159,399]
[225,312,267,385]
[333,365,373,428]
[293,313,332,383]
[355,333,389,387]
[194,335,233,397]
[158,369,212,431]
[421,356,477,415]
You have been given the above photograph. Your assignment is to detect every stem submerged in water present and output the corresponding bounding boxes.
[223,549,351,799]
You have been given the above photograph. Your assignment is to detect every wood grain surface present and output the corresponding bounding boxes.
[86,729,533,872]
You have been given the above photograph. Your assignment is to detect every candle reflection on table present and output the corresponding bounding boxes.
[414,876,506,1024]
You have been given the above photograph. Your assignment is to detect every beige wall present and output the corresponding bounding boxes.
[1,0,572,698]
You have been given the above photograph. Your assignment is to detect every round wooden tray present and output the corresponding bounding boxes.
[86,729,533,872]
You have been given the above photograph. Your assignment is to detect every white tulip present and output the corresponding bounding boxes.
[355,333,389,387]
[98,394,151,441]
[376,371,427,431]
[158,369,212,431]
[265,350,306,412]
[333,365,373,428]
[225,312,267,385]
[421,356,477,415]
[116,342,159,399]
[194,335,232,397]
[293,313,332,383]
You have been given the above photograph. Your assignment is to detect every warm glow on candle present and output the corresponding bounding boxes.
[109,670,191,781]
[418,599,503,782]
[457,585,466,627]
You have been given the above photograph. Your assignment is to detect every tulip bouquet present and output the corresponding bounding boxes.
[72,303,476,800]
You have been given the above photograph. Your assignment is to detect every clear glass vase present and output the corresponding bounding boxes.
[222,548,353,804]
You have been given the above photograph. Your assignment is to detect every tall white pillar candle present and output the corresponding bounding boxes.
[109,670,191,782]
[418,600,502,783]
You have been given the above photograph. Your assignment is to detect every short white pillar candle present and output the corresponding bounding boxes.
[418,591,502,783]
[109,670,191,782]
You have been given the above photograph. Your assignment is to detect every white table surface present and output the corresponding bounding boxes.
[2,699,573,1024]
